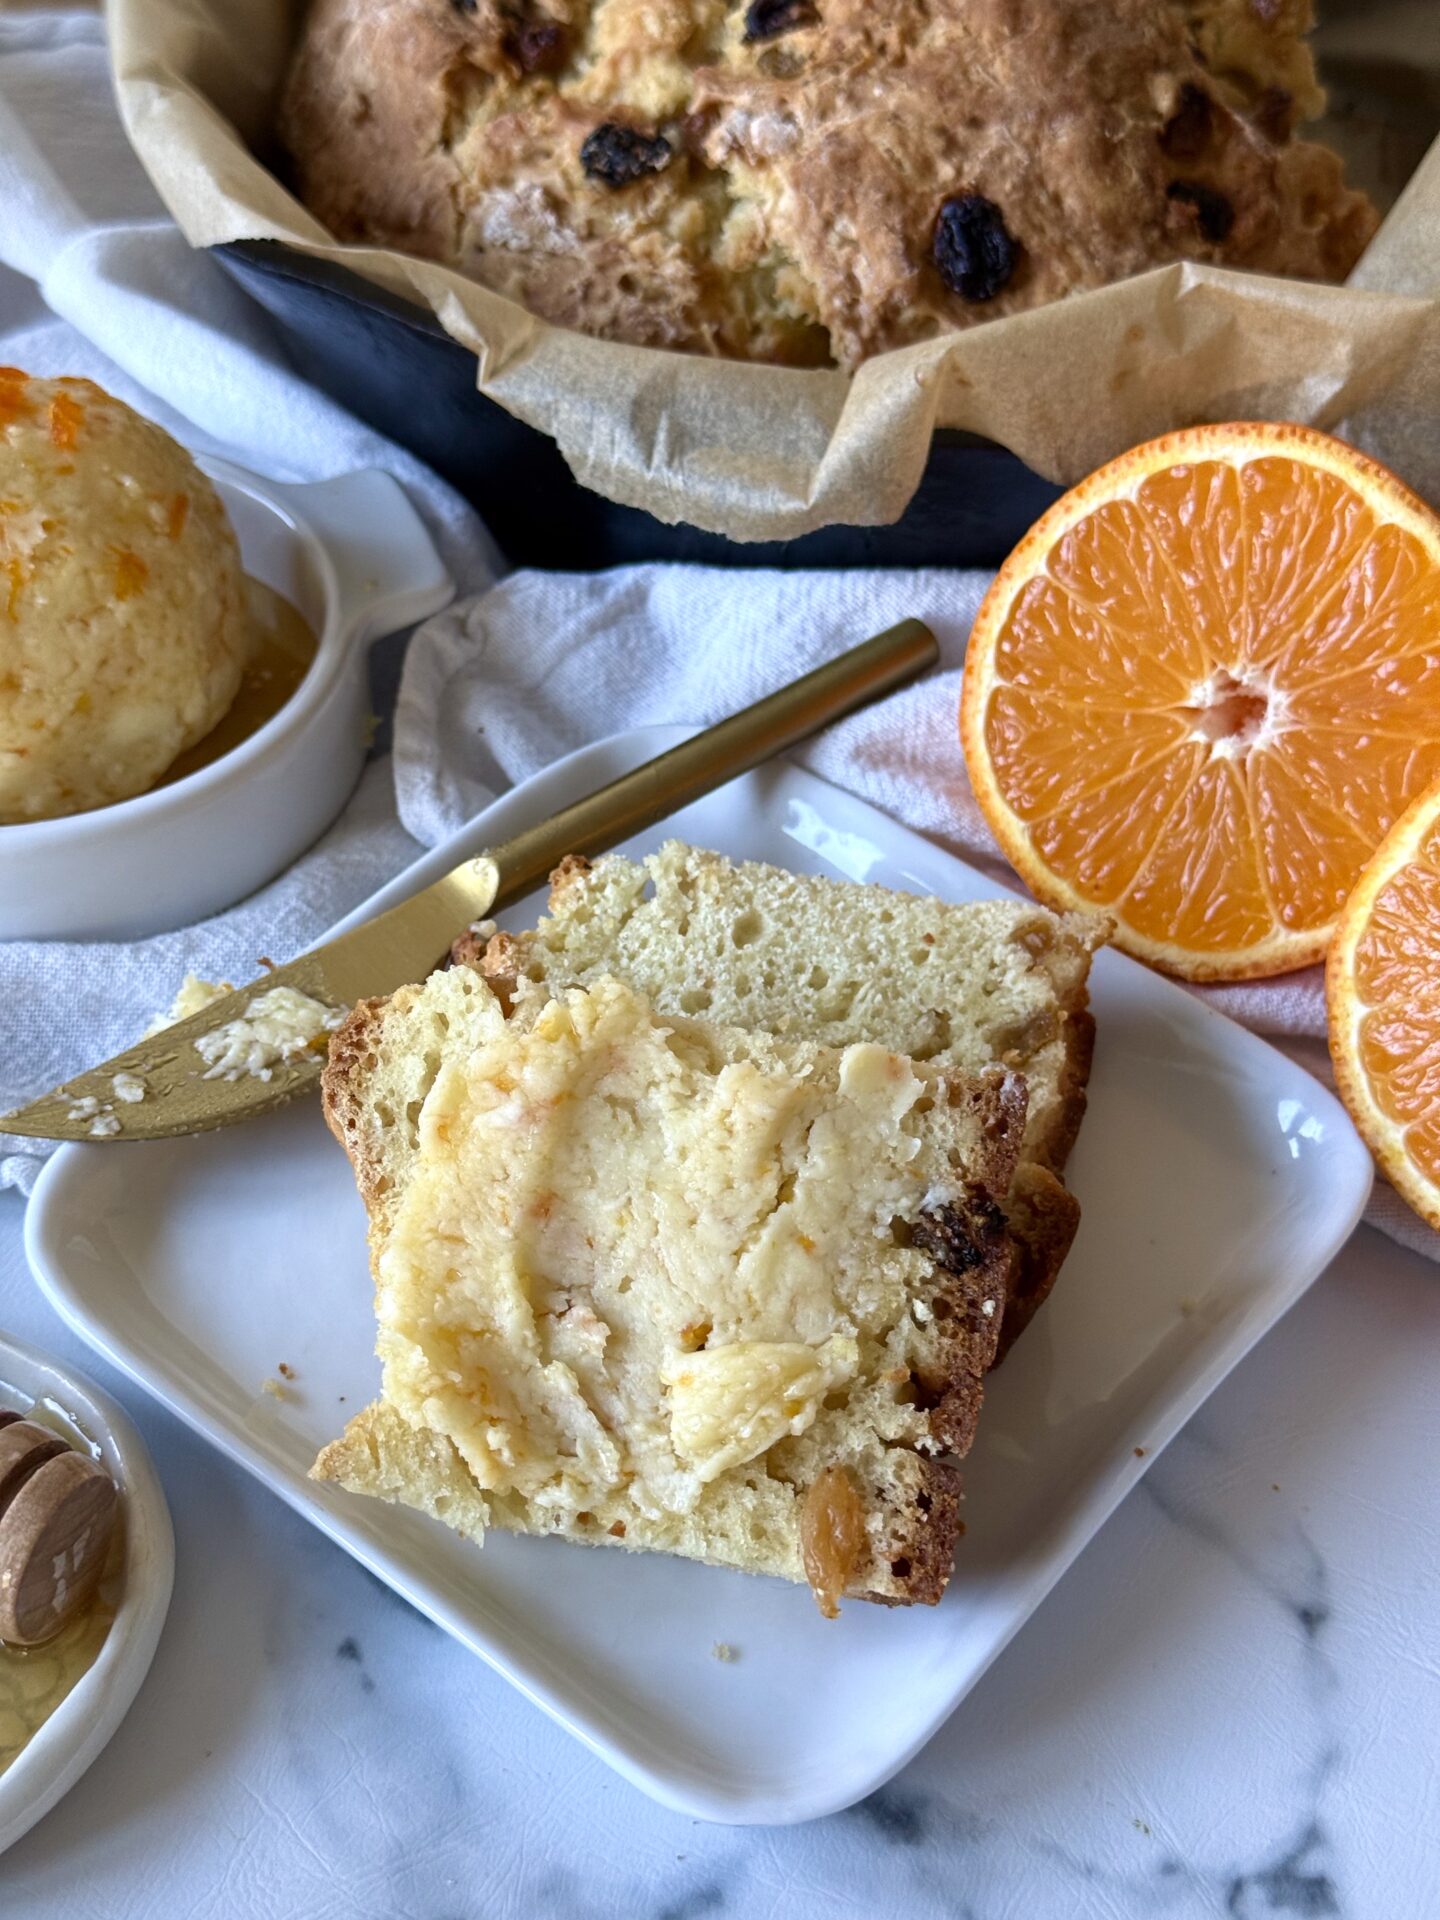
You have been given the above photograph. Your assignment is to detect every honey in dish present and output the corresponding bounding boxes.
[159,576,318,787]
[0,1398,123,1776]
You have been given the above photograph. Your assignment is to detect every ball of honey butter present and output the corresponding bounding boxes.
[0,369,250,823]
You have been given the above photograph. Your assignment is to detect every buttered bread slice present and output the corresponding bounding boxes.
[316,968,1024,1611]
[467,843,1106,1351]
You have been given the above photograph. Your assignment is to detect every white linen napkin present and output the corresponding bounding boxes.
[394,568,1440,1265]
[2,10,1432,1272]
[0,10,493,1194]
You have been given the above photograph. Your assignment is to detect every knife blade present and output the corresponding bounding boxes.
[3,618,938,1143]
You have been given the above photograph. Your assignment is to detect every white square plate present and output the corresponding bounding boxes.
[25,727,1373,1825]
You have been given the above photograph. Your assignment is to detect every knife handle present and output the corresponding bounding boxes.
[482,618,938,912]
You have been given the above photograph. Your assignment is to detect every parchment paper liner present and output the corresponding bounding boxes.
[110,0,1440,537]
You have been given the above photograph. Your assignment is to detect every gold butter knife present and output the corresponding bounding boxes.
[4,619,937,1144]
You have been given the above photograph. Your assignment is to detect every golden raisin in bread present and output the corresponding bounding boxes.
[278,0,1378,369]
[463,842,1107,1351]
[316,967,1027,1609]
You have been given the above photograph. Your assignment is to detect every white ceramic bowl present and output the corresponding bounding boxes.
[0,1330,174,1856]
[1,459,454,941]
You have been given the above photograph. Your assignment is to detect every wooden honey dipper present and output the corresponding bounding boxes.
[0,1406,119,1648]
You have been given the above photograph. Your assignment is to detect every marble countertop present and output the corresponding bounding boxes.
[2,1192,1435,1918]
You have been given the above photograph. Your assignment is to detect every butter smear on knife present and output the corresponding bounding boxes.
[194,986,345,1083]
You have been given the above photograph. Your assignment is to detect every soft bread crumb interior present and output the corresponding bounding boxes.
[490,841,1104,1170]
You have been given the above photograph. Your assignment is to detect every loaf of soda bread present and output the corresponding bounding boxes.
[467,844,1107,1351]
[315,967,1026,1610]
[278,0,1378,369]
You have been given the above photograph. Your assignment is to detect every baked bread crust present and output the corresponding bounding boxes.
[317,968,1025,1606]
[278,0,1378,369]
[315,1399,970,1606]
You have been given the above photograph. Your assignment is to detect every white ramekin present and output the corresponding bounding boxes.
[2,458,454,940]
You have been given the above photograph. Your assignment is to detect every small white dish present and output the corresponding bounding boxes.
[0,458,454,941]
[24,727,1374,1825]
[0,1329,173,1856]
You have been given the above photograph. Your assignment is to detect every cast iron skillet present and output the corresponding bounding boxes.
[215,240,1062,572]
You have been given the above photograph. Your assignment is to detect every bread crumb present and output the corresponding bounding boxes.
[111,1071,146,1104]
[1134,1446,1147,1458]
[277,1362,296,1381]
[711,1642,738,1662]
[261,1377,287,1400]
[66,1091,123,1136]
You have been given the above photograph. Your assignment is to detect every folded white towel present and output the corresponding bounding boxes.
[0,10,491,1194]
[394,565,1440,1266]
[2,10,1431,1273]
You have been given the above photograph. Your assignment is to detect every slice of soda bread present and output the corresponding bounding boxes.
[315,966,1025,1610]
[466,844,1106,1351]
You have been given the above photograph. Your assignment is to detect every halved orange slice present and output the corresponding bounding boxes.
[1329,777,1440,1230]
[960,423,1440,980]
